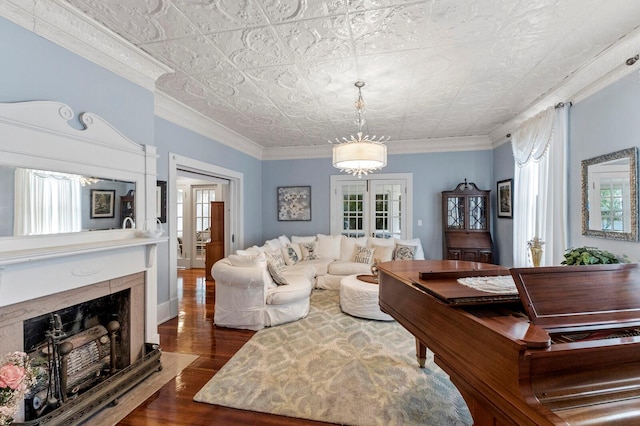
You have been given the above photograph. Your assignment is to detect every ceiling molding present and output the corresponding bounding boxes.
[0,0,171,91]
[489,26,640,148]
[154,92,264,160]
[262,136,492,161]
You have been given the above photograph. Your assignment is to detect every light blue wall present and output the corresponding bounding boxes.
[0,17,154,144]
[569,71,640,261]
[153,117,264,247]
[490,70,640,265]
[492,142,515,266]
[0,17,264,310]
[263,150,495,260]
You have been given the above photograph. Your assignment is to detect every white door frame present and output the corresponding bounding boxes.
[168,153,244,319]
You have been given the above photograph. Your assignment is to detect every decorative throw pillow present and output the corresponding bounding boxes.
[278,235,291,247]
[394,238,425,260]
[372,244,394,262]
[340,236,368,261]
[267,262,289,286]
[352,245,374,264]
[316,234,342,260]
[394,243,417,260]
[282,243,302,266]
[300,241,319,260]
[264,250,286,270]
[264,238,282,252]
[291,235,317,244]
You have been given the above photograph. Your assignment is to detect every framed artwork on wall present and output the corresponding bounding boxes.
[90,189,116,218]
[278,186,311,221]
[497,179,513,219]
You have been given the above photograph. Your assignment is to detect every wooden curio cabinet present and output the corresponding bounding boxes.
[442,180,494,263]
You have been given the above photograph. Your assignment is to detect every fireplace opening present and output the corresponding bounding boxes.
[22,290,131,422]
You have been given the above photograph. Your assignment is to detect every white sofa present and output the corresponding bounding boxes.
[211,234,425,330]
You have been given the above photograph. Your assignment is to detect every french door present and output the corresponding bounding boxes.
[331,174,412,240]
[177,185,216,269]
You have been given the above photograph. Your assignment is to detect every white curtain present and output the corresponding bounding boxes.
[512,105,569,267]
[14,169,82,235]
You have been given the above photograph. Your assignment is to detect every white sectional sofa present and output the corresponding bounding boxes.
[211,234,425,330]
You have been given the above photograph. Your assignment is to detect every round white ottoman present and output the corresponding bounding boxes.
[339,275,394,321]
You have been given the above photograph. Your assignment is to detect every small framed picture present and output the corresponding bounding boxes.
[90,189,116,218]
[278,186,311,221]
[156,180,167,223]
[496,179,513,219]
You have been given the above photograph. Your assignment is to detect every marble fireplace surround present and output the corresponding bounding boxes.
[0,101,163,356]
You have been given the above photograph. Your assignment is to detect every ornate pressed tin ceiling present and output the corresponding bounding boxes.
[54,1,640,153]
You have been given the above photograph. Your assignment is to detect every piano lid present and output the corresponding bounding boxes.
[510,263,640,331]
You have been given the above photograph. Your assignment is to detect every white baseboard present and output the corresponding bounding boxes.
[156,300,172,325]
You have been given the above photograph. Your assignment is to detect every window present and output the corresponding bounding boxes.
[14,169,82,235]
[589,168,631,232]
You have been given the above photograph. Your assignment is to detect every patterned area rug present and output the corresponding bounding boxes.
[194,290,472,426]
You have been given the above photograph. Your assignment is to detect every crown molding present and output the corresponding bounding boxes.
[154,92,264,160]
[262,135,492,161]
[490,26,640,147]
[0,0,171,91]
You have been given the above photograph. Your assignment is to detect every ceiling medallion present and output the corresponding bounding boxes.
[330,81,388,178]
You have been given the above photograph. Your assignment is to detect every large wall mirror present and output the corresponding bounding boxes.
[581,147,638,241]
[0,165,135,237]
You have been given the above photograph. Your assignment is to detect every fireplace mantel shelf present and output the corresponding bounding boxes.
[0,237,168,267]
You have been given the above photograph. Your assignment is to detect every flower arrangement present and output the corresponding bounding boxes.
[0,352,36,425]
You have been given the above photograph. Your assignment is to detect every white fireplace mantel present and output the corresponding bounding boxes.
[0,101,161,344]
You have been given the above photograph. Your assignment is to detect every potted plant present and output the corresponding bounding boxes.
[561,246,628,265]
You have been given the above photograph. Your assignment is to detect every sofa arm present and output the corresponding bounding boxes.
[212,258,272,290]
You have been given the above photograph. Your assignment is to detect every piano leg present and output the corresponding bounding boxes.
[416,339,427,368]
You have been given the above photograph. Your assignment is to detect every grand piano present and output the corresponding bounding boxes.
[378,260,640,426]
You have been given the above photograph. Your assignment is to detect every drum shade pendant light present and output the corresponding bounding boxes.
[330,81,388,178]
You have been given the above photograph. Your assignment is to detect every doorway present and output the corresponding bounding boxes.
[168,154,244,320]
[176,178,221,269]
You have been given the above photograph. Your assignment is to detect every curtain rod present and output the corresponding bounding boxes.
[505,102,573,138]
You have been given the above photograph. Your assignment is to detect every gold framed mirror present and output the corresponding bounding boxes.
[581,147,638,241]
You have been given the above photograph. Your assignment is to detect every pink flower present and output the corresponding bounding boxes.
[0,364,25,390]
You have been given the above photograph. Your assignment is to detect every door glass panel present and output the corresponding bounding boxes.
[334,177,408,240]
[468,196,487,230]
[340,183,365,237]
[372,182,402,239]
[193,187,216,262]
[177,188,184,259]
[600,177,627,231]
[447,196,465,229]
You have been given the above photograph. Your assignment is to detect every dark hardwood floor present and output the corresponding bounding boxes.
[118,268,331,425]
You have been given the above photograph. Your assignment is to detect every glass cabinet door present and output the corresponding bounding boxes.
[468,195,487,230]
[447,196,465,229]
